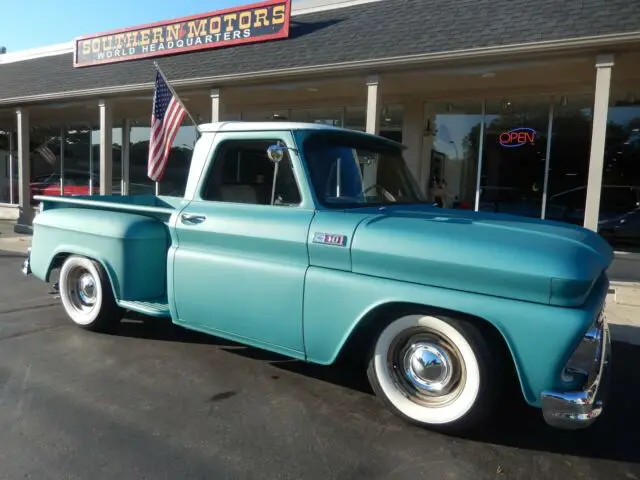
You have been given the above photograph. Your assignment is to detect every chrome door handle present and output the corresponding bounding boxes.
[181,213,206,225]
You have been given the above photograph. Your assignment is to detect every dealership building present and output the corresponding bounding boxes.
[0,0,639,252]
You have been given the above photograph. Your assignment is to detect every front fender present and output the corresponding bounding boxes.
[302,267,608,407]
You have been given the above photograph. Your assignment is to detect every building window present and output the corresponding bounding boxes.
[544,95,594,225]
[478,98,551,218]
[598,89,640,252]
[201,139,301,206]
[427,102,483,209]
[290,108,343,126]
[112,126,123,194]
[129,122,196,196]
[345,106,365,131]
[242,110,290,122]
[130,125,155,195]
[379,104,403,143]
[29,126,63,205]
[62,125,98,196]
[0,129,17,204]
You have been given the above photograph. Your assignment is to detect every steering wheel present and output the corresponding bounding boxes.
[363,184,397,202]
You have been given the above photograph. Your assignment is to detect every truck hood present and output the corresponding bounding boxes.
[350,205,614,307]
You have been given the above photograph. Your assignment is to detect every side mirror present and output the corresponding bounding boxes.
[267,145,285,164]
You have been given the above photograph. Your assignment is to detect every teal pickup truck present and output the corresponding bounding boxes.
[23,121,612,433]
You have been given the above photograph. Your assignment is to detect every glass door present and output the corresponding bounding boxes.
[478,99,551,218]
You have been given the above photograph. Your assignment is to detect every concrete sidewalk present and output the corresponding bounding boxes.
[0,220,31,254]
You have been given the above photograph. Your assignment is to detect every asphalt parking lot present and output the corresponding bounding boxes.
[1,250,639,480]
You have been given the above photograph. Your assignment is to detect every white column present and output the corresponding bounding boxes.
[366,75,381,135]
[15,107,32,232]
[401,100,424,184]
[121,118,131,196]
[210,88,221,123]
[583,54,615,232]
[99,99,113,195]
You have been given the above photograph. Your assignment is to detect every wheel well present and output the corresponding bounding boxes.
[46,253,70,282]
[336,302,522,398]
[46,253,119,301]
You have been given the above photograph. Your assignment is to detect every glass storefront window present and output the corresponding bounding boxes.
[345,106,365,131]
[241,110,290,122]
[427,102,483,209]
[29,126,62,206]
[62,125,97,197]
[130,124,155,195]
[0,129,17,204]
[544,95,594,225]
[290,107,344,126]
[129,121,197,196]
[158,125,197,196]
[379,104,403,143]
[478,98,551,218]
[597,90,640,252]
[111,127,123,194]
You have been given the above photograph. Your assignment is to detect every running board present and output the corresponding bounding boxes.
[118,299,171,317]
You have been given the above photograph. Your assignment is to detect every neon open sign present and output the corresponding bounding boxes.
[499,127,536,148]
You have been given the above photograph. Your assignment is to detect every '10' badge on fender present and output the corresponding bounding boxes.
[313,232,347,247]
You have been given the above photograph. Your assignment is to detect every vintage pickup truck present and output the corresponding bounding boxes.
[23,121,612,433]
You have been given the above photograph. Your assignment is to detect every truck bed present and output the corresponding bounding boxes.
[30,194,180,316]
[34,194,183,222]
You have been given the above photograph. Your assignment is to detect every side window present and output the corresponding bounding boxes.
[201,139,301,206]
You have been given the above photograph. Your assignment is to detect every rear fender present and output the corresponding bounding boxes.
[30,208,170,302]
[45,248,121,301]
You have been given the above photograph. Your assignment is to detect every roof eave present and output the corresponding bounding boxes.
[2,31,639,107]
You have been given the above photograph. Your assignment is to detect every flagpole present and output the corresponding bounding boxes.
[153,61,201,137]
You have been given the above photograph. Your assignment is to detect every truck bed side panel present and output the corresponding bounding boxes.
[31,208,171,302]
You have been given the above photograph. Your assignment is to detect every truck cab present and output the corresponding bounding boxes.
[23,122,612,434]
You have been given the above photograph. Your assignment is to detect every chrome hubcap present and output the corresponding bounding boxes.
[403,343,453,394]
[65,266,98,313]
[388,329,466,408]
[77,273,96,305]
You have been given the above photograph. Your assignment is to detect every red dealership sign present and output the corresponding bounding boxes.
[73,0,291,68]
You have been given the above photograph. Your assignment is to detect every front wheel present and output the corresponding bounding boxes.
[366,314,500,433]
[58,255,124,332]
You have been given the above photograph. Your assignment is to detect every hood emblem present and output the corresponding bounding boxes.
[312,232,347,247]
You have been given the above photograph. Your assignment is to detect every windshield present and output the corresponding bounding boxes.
[302,131,426,208]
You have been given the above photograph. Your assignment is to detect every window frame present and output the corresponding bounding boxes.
[197,134,305,208]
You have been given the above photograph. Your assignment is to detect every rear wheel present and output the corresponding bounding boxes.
[58,255,124,332]
[366,313,500,433]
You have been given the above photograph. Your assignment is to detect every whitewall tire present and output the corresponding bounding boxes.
[58,255,124,332]
[366,314,499,432]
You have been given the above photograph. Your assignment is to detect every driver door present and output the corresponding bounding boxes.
[172,131,313,358]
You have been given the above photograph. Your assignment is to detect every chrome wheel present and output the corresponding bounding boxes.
[58,255,124,332]
[387,328,466,409]
[66,267,98,313]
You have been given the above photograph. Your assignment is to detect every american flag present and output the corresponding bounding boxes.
[147,70,186,182]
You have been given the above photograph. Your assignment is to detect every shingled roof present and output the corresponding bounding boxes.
[1,0,639,104]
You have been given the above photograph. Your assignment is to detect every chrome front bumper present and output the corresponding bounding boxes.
[540,309,611,429]
[21,248,31,276]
